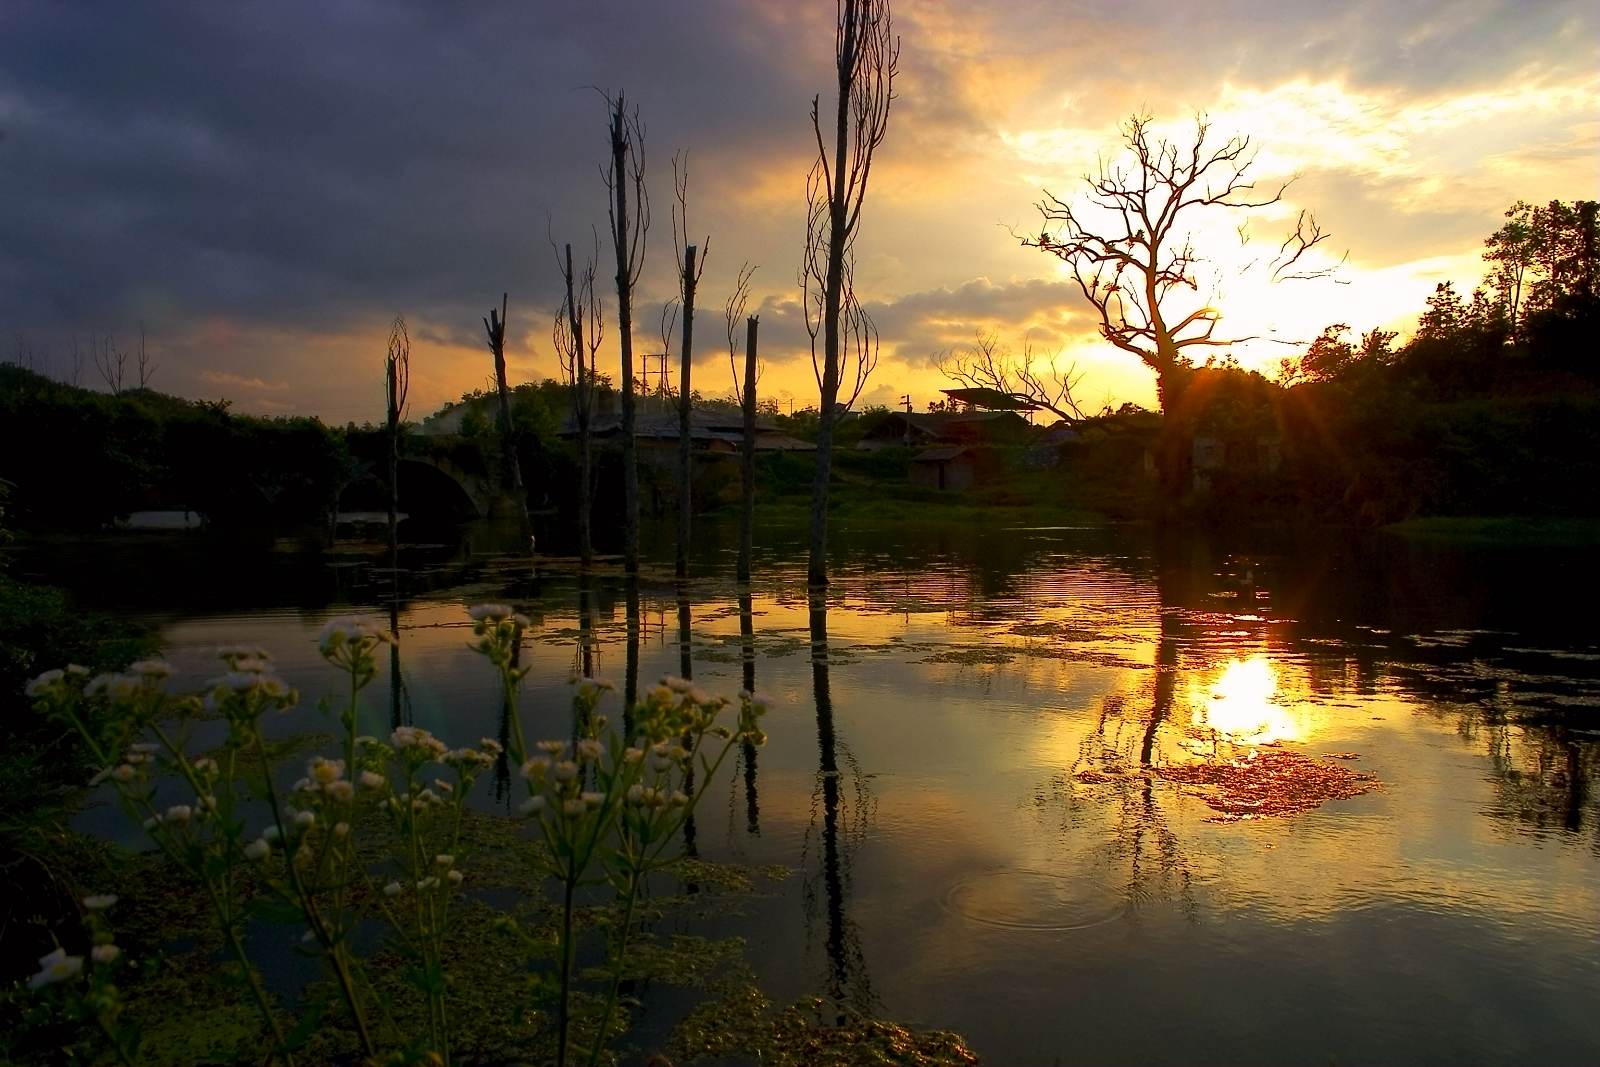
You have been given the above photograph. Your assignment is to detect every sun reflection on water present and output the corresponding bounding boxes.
[1189,655,1301,745]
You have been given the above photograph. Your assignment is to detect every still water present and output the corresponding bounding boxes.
[34,520,1600,1064]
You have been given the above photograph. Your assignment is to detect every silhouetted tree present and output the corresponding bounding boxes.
[553,238,603,565]
[482,292,527,529]
[384,316,410,568]
[726,264,759,582]
[803,0,898,587]
[1026,114,1334,411]
[135,321,156,390]
[603,93,649,574]
[672,150,709,579]
[92,331,126,395]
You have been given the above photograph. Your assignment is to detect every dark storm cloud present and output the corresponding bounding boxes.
[0,1,822,346]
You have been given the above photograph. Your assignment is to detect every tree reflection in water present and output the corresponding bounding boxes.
[804,590,877,1021]
[1054,602,1196,915]
[739,586,760,838]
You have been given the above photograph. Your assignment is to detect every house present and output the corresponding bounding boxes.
[856,409,1032,451]
[909,446,977,490]
[562,407,813,455]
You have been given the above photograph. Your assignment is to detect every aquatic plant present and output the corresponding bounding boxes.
[21,603,769,1067]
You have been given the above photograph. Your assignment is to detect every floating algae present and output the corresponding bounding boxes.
[1155,748,1376,821]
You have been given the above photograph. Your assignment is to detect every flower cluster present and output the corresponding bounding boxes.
[203,648,297,718]
[466,602,531,672]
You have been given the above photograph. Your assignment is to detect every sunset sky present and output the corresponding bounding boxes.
[3,1,1596,421]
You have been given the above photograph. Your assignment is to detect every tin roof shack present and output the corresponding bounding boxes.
[567,408,814,455]
[857,409,1033,451]
[909,445,980,491]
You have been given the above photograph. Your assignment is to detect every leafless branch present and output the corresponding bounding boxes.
[136,320,157,389]
[936,331,1085,422]
[726,262,758,400]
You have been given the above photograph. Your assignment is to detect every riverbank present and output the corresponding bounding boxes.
[1384,515,1600,546]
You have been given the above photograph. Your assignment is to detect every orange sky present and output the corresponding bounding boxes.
[5,1,1596,420]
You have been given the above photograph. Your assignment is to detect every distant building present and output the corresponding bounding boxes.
[856,409,1032,451]
[563,408,814,454]
[909,445,978,490]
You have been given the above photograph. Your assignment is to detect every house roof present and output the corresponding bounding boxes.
[940,387,1040,411]
[562,408,779,438]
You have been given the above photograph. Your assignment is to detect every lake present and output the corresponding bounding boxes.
[28,518,1600,1065]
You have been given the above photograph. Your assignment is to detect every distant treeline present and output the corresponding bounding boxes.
[1167,198,1600,522]
[0,367,350,532]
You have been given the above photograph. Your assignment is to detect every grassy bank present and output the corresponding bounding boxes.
[1384,516,1600,546]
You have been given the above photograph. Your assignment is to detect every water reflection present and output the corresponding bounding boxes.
[806,592,875,1020]
[739,587,760,838]
[48,520,1600,1064]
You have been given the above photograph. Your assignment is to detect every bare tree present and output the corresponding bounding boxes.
[725,264,759,581]
[936,331,1085,422]
[136,320,157,389]
[802,0,898,587]
[482,293,528,531]
[92,331,127,394]
[68,334,84,386]
[603,91,649,575]
[384,316,410,571]
[672,149,710,579]
[552,235,605,566]
[1025,114,1334,410]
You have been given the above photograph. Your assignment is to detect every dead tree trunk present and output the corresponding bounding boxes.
[803,0,896,587]
[675,244,697,578]
[563,245,595,566]
[384,318,409,575]
[605,95,648,574]
[738,316,759,583]
[483,292,528,531]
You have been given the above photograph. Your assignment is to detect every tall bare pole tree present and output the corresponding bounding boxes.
[604,92,649,574]
[1025,114,1332,411]
[553,236,604,566]
[803,0,897,587]
[672,150,710,579]
[384,316,410,572]
[482,292,528,530]
[725,264,759,582]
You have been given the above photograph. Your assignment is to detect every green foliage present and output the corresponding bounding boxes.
[0,367,352,532]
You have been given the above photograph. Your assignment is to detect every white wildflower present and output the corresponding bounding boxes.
[359,770,385,790]
[24,669,64,697]
[447,869,463,885]
[29,948,83,989]
[467,603,513,622]
[434,854,454,868]
[324,780,354,803]
[243,838,271,861]
[308,756,344,784]
[518,795,545,816]
[82,894,118,911]
[383,881,403,897]
[91,944,121,964]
